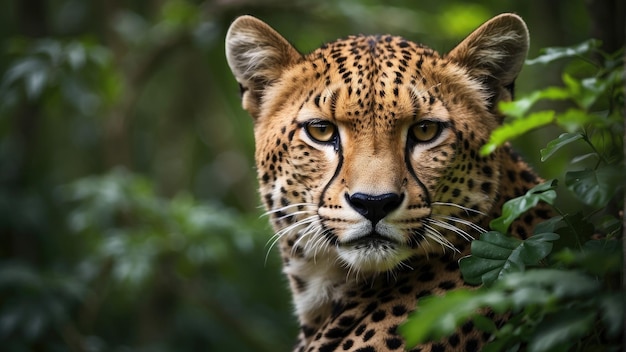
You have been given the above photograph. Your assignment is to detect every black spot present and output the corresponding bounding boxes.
[438,280,456,290]
[342,339,354,350]
[385,337,403,349]
[418,271,434,282]
[364,301,379,314]
[377,288,393,299]
[371,309,386,322]
[536,209,551,219]
[448,333,460,347]
[355,347,375,352]
[415,289,431,299]
[324,327,346,339]
[444,260,458,272]
[398,285,413,294]
[507,170,517,182]
[319,341,341,352]
[338,315,355,327]
[481,182,492,193]
[301,324,315,337]
[392,305,407,317]
[461,320,474,334]
[292,275,307,291]
[523,214,534,225]
[314,94,321,107]
[521,170,536,183]
[363,329,375,342]
[344,301,359,310]
[431,343,446,352]
[360,289,377,298]
[355,324,366,336]
[482,165,493,177]
[465,338,479,352]
[331,301,345,318]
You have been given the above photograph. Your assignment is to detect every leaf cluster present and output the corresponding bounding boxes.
[401,40,624,351]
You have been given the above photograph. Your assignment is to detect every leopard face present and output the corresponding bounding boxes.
[258,38,495,274]
[227,15,526,274]
[226,14,540,351]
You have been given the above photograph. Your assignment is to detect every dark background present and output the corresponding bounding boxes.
[0,0,623,351]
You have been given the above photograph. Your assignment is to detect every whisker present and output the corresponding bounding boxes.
[264,216,319,264]
[260,203,317,218]
[272,210,316,221]
[265,215,317,247]
[426,218,474,242]
[432,214,486,234]
[431,202,487,216]
[423,223,459,252]
[291,220,323,256]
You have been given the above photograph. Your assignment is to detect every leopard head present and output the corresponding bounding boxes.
[225,14,529,274]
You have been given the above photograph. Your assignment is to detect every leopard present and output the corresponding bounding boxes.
[225,13,552,352]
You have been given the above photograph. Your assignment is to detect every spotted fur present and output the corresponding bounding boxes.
[226,14,552,351]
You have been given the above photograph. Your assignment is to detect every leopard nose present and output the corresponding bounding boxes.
[346,192,404,224]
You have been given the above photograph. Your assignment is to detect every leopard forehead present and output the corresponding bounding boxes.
[254,34,494,150]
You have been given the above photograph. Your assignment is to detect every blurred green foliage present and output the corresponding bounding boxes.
[0,0,621,351]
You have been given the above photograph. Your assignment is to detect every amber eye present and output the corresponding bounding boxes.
[305,121,337,143]
[410,120,443,143]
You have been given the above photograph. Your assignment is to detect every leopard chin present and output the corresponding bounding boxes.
[337,236,414,274]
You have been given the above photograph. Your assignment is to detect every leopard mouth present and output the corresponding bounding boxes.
[342,232,397,248]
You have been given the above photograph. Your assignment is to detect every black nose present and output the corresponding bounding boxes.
[346,192,404,224]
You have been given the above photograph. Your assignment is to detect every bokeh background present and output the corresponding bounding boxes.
[0,0,623,351]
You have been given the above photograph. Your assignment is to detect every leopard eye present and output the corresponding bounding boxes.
[410,120,443,143]
[305,120,337,143]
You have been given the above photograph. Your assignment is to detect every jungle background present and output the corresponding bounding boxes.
[0,0,623,351]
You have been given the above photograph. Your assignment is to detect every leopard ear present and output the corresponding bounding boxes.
[225,15,303,118]
[448,13,529,107]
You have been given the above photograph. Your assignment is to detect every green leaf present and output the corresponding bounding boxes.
[459,231,558,286]
[597,293,624,338]
[540,133,583,162]
[400,289,481,347]
[552,212,595,249]
[401,288,514,348]
[533,216,564,235]
[499,269,599,298]
[527,309,596,352]
[565,165,624,207]
[525,39,602,65]
[498,87,570,119]
[472,314,497,333]
[460,232,521,285]
[555,108,599,133]
[522,233,560,263]
[555,239,623,275]
[490,180,558,233]
[481,111,555,155]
